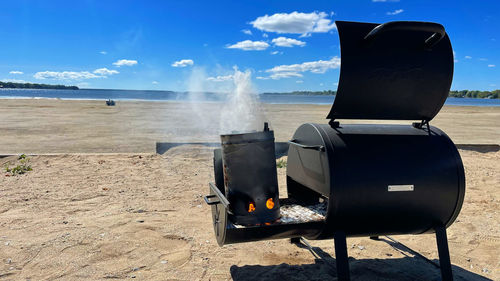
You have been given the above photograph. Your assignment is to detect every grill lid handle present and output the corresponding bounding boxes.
[288,139,325,152]
[364,21,445,49]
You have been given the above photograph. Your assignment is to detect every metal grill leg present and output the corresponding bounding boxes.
[435,226,453,281]
[334,231,351,281]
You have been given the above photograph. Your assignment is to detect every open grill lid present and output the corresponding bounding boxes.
[327,21,454,121]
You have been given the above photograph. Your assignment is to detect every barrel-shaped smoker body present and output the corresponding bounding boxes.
[207,18,464,245]
[287,123,465,239]
[221,131,280,225]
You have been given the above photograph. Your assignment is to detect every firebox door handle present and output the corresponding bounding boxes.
[288,139,325,152]
[204,194,220,205]
[207,182,231,208]
[364,21,446,49]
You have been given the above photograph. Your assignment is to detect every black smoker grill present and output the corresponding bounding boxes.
[205,20,465,281]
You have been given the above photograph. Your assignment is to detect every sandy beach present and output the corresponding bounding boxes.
[0,99,499,280]
[0,99,499,154]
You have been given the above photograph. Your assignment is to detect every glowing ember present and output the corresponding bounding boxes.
[248,202,256,212]
[232,201,327,228]
[266,198,275,209]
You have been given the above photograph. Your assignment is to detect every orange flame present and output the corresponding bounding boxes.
[248,202,256,212]
[266,198,275,209]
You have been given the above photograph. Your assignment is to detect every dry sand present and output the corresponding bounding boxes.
[0,99,499,280]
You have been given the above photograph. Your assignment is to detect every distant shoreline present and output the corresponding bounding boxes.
[262,90,500,99]
[0,81,78,90]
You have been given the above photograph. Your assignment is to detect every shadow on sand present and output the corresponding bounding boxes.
[155,142,290,158]
[230,244,491,281]
[456,144,499,153]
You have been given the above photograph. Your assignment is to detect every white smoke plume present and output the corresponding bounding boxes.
[185,66,267,137]
[185,67,220,138]
[219,67,266,134]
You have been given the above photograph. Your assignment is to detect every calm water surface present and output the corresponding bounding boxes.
[1,88,499,107]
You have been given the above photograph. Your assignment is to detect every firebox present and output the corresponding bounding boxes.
[219,123,280,225]
[205,20,465,281]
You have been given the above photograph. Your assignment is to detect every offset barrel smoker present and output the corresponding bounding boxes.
[205,20,465,281]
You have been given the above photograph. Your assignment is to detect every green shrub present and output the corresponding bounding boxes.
[276,159,287,168]
[4,154,32,176]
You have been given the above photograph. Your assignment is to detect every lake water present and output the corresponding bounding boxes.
[1,88,499,107]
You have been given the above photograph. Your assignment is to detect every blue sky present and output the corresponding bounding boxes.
[1,0,498,92]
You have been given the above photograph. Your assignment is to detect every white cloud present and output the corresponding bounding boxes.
[242,29,252,35]
[268,56,340,73]
[256,76,270,80]
[264,57,340,80]
[269,72,303,80]
[171,59,194,67]
[112,59,138,67]
[34,67,120,80]
[272,37,306,47]
[250,11,336,36]
[206,74,233,82]
[464,56,472,59]
[1,78,28,83]
[479,58,488,61]
[296,80,303,83]
[100,51,107,55]
[93,68,119,76]
[488,64,496,67]
[9,71,23,75]
[262,33,268,38]
[270,51,284,55]
[226,40,269,51]
[387,9,404,15]
[34,71,102,80]
[152,81,159,84]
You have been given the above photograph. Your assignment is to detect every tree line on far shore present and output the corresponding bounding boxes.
[448,90,499,99]
[263,90,499,99]
[0,82,78,90]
